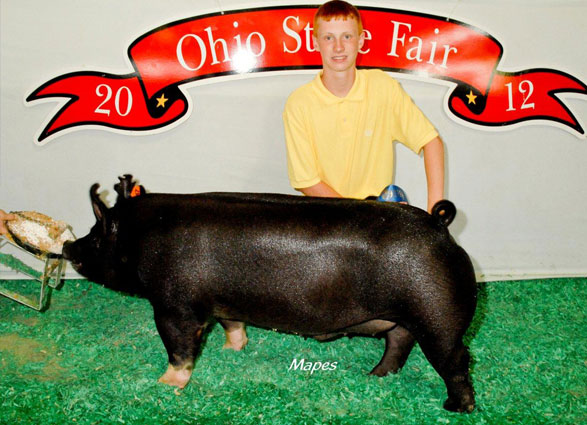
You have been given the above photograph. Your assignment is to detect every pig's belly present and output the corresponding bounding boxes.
[212,303,396,336]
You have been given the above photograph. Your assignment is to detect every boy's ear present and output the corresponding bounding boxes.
[358,30,365,49]
[313,35,320,52]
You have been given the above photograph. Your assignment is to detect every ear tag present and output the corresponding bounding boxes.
[130,185,142,198]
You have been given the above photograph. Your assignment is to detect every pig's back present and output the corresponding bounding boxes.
[126,191,434,237]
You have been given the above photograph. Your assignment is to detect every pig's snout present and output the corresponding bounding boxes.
[61,240,74,260]
[62,240,82,270]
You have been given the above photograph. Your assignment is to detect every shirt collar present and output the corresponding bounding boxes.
[312,70,365,104]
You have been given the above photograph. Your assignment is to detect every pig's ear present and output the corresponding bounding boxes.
[90,183,108,222]
[115,174,145,201]
[114,174,134,200]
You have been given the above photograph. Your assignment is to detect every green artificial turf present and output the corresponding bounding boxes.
[0,277,585,424]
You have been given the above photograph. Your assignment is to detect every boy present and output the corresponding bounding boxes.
[283,0,445,213]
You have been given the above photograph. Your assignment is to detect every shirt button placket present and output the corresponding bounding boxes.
[340,100,355,196]
[341,102,351,131]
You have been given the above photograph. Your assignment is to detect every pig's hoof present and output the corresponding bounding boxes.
[369,362,400,377]
[158,363,192,389]
[369,366,390,377]
[222,336,248,351]
[222,328,248,351]
[443,397,475,413]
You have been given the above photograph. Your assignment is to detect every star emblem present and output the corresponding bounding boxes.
[466,90,477,105]
[156,94,168,108]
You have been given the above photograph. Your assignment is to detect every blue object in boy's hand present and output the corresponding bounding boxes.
[377,185,409,204]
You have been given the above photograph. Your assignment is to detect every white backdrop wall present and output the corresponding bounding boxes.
[1,0,586,280]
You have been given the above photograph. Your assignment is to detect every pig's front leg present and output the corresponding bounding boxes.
[153,308,207,389]
[159,361,194,388]
[219,319,248,351]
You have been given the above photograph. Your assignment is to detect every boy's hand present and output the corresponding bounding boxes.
[0,210,16,235]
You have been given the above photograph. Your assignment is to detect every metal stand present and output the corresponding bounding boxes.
[0,237,66,311]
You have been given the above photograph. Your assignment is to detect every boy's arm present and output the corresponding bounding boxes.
[299,181,342,198]
[422,137,445,213]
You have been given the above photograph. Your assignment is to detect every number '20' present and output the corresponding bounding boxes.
[94,84,133,117]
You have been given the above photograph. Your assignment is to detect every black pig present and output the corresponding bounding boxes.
[63,175,477,413]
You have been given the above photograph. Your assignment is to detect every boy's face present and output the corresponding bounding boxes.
[313,17,364,75]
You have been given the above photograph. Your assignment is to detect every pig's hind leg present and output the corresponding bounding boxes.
[409,250,477,412]
[154,308,207,389]
[370,324,415,376]
[408,287,476,411]
[406,283,476,413]
[416,330,475,413]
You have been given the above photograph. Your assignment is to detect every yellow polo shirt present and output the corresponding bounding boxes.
[283,69,438,199]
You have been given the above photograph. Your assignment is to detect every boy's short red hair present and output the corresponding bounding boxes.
[313,0,363,36]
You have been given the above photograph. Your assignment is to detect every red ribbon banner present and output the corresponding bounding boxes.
[27,6,587,143]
